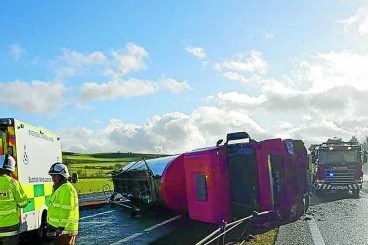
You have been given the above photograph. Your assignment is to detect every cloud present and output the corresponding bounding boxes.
[215,50,267,74]
[0,81,65,113]
[60,105,269,154]
[275,119,366,148]
[209,49,368,145]
[52,43,187,100]
[297,51,368,92]
[210,91,266,110]
[339,7,368,34]
[186,46,206,59]
[55,49,106,77]
[160,77,191,93]
[9,44,25,61]
[106,43,148,80]
[55,43,147,79]
[80,79,159,100]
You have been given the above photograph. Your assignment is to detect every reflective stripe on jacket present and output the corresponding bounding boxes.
[47,182,79,234]
[0,175,28,232]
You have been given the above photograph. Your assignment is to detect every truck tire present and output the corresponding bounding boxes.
[352,189,360,199]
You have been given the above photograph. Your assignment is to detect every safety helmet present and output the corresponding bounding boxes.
[0,154,16,172]
[48,162,70,178]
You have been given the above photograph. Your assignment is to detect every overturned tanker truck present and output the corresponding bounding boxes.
[111,132,310,224]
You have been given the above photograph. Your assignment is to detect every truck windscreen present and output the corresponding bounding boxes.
[319,149,360,165]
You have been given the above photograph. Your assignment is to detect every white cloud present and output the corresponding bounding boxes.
[209,48,368,145]
[107,43,148,80]
[55,43,147,79]
[222,72,249,83]
[339,7,368,34]
[277,119,362,147]
[59,49,106,66]
[9,44,25,61]
[80,79,159,100]
[54,43,189,100]
[0,81,65,113]
[215,50,267,74]
[211,91,266,110]
[160,78,191,93]
[60,105,269,154]
[55,49,106,77]
[186,46,206,59]
[298,51,368,92]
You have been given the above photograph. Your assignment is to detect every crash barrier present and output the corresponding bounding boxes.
[195,210,274,245]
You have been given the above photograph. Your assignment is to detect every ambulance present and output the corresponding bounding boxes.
[0,118,62,239]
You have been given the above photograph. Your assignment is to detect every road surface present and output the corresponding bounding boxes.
[276,175,368,245]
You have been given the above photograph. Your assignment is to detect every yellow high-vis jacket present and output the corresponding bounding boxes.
[47,181,79,235]
[0,175,28,237]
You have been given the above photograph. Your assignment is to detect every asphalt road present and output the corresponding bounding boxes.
[308,175,368,245]
[277,175,368,245]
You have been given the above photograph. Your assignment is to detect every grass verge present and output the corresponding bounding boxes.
[239,229,278,244]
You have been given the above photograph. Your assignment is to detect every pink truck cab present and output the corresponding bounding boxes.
[183,132,309,224]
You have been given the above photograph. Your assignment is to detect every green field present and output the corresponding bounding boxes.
[63,152,166,195]
[73,178,114,195]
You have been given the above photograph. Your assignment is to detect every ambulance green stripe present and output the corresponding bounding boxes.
[23,198,35,213]
[34,184,45,197]
[45,195,51,205]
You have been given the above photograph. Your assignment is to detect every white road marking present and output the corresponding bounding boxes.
[110,215,182,244]
[110,233,144,245]
[307,218,326,245]
[79,210,117,220]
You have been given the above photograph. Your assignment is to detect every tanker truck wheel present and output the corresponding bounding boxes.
[352,189,360,199]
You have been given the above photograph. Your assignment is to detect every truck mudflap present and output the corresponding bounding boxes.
[315,183,361,190]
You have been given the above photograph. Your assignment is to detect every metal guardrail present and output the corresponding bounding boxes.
[196,210,274,245]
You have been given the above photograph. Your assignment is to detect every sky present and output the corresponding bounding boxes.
[1,0,368,154]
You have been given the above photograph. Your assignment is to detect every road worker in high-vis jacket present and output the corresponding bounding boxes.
[0,154,28,245]
[47,163,79,245]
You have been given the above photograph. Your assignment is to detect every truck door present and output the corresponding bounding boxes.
[184,148,230,224]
